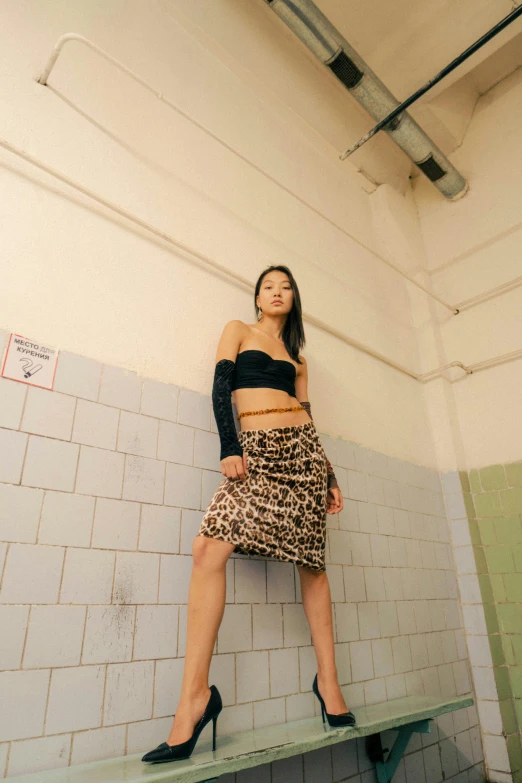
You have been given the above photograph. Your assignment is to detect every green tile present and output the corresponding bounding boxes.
[494,666,512,699]
[469,519,482,546]
[480,465,508,491]
[507,733,522,772]
[502,489,522,517]
[494,517,522,546]
[478,519,497,545]
[500,698,519,734]
[490,634,507,666]
[491,574,507,603]
[504,573,522,602]
[506,732,522,753]
[478,573,494,603]
[463,492,475,518]
[506,727,522,750]
[506,462,522,488]
[511,667,522,699]
[473,545,488,574]
[469,469,482,495]
[484,604,500,634]
[502,635,516,666]
[475,492,502,518]
[485,546,516,574]
[512,636,522,666]
[459,471,471,493]
[515,699,522,732]
[498,604,522,633]
[513,545,522,572]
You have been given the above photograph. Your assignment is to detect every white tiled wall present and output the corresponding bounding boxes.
[0,329,485,781]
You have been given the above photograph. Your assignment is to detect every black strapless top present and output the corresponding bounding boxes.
[231,350,297,398]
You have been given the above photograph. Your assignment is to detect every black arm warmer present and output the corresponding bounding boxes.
[212,359,243,462]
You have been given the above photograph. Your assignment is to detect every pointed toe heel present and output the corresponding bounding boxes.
[141,685,223,763]
[141,742,169,763]
[312,674,356,728]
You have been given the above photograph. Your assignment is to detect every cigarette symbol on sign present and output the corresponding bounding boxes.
[19,359,43,379]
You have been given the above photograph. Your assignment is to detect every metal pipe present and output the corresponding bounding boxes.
[341,4,522,158]
[264,0,468,200]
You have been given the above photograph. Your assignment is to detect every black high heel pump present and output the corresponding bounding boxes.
[312,674,356,728]
[142,685,222,763]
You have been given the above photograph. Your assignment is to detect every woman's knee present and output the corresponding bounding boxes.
[297,564,328,584]
[192,534,234,569]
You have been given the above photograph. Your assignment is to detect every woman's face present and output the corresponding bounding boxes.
[257,272,293,316]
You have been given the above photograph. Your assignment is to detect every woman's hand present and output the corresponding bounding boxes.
[326,486,343,514]
[221,452,248,481]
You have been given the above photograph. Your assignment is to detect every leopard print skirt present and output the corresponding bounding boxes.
[197,420,328,572]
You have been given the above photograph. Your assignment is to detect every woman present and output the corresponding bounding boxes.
[142,265,355,764]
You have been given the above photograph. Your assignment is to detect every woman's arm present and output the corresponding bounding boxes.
[212,320,245,468]
[294,356,339,491]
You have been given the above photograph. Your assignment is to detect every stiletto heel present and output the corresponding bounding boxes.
[142,685,223,763]
[320,702,326,723]
[212,715,218,751]
[312,673,356,728]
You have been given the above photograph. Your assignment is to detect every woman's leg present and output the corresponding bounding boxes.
[167,535,235,745]
[297,566,349,714]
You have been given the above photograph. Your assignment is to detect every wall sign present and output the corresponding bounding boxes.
[1,333,59,389]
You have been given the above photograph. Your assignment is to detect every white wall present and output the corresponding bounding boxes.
[3,1,514,780]
[0,330,483,781]
[413,66,522,469]
[0,0,438,469]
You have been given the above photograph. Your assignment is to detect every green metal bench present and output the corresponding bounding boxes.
[14,694,473,783]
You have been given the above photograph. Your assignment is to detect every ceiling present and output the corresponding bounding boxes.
[165,0,522,189]
[314,0,522,101]
[308,0,522,164]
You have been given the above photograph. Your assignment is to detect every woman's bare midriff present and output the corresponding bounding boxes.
[233,388,311,432]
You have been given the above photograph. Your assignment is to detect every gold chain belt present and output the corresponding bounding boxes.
[238,405,305,420]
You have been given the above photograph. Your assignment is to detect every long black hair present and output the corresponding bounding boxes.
[254,265,305,365]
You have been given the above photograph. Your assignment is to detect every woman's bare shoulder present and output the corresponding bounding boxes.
[221,319,248,336]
